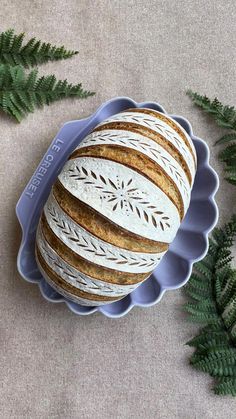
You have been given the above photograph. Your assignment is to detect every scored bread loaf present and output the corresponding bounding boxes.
[35,108,197,306]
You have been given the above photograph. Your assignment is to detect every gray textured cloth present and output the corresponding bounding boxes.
[1,0,236,417]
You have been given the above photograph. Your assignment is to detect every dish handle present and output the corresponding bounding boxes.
[16,119,88,237]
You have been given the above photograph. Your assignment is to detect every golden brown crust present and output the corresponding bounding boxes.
[93,122,192,184]
[69,144,184,220]
[36,245,121,302]
[40,212,149,285]
[125,108,196,166]
[53,180,169,254]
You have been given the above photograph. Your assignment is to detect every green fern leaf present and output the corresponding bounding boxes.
[223,169,236,185]
[219,143,236,163]
[0,64,94,122]
[187,90,236,130]
[187,330,229,348]
[184,286,209,302]
[194,261,213,279]
[230,324,236,342]
[192,347,236,372]
[187,91,236,186]
[222,298,236,329]
[184,304,219,323]
[186,272,212,290]
[0,29,78,67]
[216,133,236,145]
[184,216,236,395]
[218,271,236,309]
[214,378,236,396]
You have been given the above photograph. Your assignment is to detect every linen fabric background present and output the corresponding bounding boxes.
[0,1,236,418]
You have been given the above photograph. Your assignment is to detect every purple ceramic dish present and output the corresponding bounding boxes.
[16,97,219,318]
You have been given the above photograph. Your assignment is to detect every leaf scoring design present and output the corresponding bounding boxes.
[82,130,189,196]
[47,205,160,267]
[68,165,171,231]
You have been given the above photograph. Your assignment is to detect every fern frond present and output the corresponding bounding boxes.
[185,299,216,312]
[0,64,94,122]
[186,272,212,290]
[225,174,236,186]
[193,356,236,376]
[218,271,236,309]
[214,377,236,396]
[194,260,213,279]
[0,29,78,67]
[222,298,236,329]
[184,286,209,302]
[187,90,236,130]
[216,133,236,145]
[190,335,229,350]
[184,307,219,324]
[187,330,229,348]
[184,216,236,395]
[187,91,236,186]
[230,324,236,342]
[219,143,236,163]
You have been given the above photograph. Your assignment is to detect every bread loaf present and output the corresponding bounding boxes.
[35,108,197,306]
